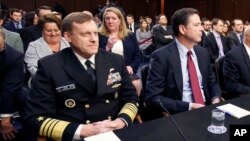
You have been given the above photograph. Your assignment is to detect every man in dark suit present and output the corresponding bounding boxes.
[20,6,52,52]
[198,18,211,46]
[227,19,244,49]
[126,14,139,33]
[203,18,230,65]
[223,26,250,98]
[153,14,174,49]
[0,29,24,141]
[24,12,138,141]
[4,9,25,33]
[145,8,221,115]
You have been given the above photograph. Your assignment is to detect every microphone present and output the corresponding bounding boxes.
[157,99,188,141]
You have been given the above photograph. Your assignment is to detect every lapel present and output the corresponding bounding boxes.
[62,48,95,94]
[241,44,250,72]
[233,32,241,44]
[210,34,219,52]
[169,42,183,95]
[194,46,206,86]
[95,51,110,95]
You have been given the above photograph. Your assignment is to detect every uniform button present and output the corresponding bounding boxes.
[85,104,90,109]
[86,120,90,124]
[108,116,112,120]
[105,99,110,103]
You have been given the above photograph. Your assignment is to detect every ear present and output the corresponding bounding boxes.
[179,25,186,35]
[63,32,71,43]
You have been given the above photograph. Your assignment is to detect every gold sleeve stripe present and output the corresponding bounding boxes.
[39,118,53,135]
[48,120,59,138]
[39,118,70,141]
[119,103,138,120]
[52,120,70,141]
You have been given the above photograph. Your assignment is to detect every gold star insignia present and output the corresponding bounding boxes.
[37,116,44,122]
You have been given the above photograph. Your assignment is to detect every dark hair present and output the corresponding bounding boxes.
[201,18,210,25]
[126,14,134,19]
[211,18,223,26]
[10,8,21,15]
[36,6,52,17]
[25,11,36,27]
[62,12,94,33]
[171,8,199,36]
[139,19,149,32]
[38,13,61,30]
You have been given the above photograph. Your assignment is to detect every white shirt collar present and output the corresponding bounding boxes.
[73,51,96,69]
[213,31,220,38]
[176,39,195,58]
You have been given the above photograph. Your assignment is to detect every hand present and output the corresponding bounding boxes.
[211,97,221,104]
[0,117,17,140]
[106,37,119,51]
[96,118,126,130]
[126,66,134,74]
[191,103,205,110]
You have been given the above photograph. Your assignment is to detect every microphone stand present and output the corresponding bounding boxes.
[157,99,188,141]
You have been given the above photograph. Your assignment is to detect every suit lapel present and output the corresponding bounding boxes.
[241,45,250,72]
[211,34,219,52]
[169,42,183,95]
[95,51,110,95]
[62,48,95,94]
[194,47,206,90]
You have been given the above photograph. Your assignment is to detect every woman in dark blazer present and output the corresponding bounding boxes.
[98,7,142,97]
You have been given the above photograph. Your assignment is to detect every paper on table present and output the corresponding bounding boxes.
[217,103,250,119]
[84,131,121,141]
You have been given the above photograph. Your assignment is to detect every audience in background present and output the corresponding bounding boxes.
[25,14,69,78]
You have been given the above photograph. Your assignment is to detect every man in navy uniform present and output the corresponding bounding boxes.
[24,12,139,141]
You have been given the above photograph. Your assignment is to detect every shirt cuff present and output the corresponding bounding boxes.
[118,118,128,127]
[211,96,221,102]
[188,103,192,111]
[0,114,14,118]
[73,124,83,141]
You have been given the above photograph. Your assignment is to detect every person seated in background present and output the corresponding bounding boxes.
[226,19,244,49]
[0,28,24,141]
[99,7,142,97]
[24,12,139,141]
[0,12,24,53]
[4,8,25,32]
[145,8,221,116]
[136,19,152,51]
[223,25,250,98]
[24,14,69,78]
[153,14,174,50]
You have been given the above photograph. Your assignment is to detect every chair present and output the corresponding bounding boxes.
[214,56,228,100]
[138,65,165,121]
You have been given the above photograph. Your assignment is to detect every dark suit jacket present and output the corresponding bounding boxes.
[223,44,250,96]
[4,21,25,32]
[153,25,174,49]
[0,45,24,114]
[227,31,242,49]
[20,25,42,52]
[24,48,139,141]
[145,41,221,114]
[203,33,229,64]
[99,33,141,73]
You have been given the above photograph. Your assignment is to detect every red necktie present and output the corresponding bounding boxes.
[187,51,204,104]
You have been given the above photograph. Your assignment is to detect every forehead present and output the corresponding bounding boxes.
[235,20,243,24]
[72,20,97,32]
[106,11,118,17]
[12,12,21,15]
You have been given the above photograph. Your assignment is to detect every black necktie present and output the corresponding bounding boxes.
[85,60,96,84]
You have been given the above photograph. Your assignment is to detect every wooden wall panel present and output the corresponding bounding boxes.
[1,0,249,22]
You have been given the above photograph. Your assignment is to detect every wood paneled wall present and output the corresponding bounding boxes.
[1,0,250,22]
